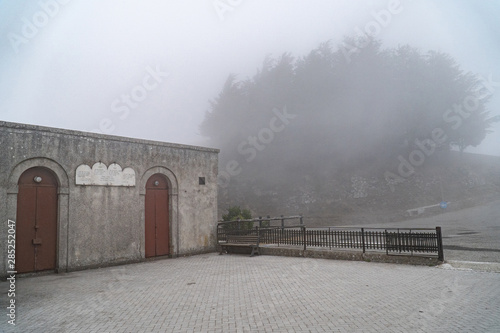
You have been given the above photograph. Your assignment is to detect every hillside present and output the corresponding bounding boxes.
[218,151,500,226]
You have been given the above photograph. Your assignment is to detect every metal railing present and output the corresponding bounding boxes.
[216,215,303,242]
[216,216,444,261]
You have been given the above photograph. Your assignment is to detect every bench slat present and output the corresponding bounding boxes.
[220,234,260,256]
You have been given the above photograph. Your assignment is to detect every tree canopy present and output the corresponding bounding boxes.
[222,206,252,221]
[201,38,497,186]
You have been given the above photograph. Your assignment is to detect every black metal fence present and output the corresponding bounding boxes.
[217,215,444,261]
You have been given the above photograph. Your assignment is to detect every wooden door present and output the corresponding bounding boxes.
[16,167,58,273]
[145,174,169,257]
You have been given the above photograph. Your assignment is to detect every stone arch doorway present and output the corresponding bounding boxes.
[16,167,58,273]
[145,173,170,257]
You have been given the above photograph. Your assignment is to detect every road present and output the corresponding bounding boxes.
[350,199,500,263]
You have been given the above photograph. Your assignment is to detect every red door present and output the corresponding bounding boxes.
[16,167,58,274]
[145,174,169,257]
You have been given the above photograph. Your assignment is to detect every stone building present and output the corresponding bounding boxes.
[0,121,219,277]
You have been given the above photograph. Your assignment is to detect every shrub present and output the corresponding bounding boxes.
[222,206,254,231]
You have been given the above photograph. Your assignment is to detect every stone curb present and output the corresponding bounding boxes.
[257,245,441,266]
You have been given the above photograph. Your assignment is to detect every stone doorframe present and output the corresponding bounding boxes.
[7,158,70,273]
[139,167,179,257]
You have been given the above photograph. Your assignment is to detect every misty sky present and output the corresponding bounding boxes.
[1,0,499,156]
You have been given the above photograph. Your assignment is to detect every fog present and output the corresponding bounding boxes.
[0,0,499,156]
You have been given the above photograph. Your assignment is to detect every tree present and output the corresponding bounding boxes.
[221,206,253,231]
[222,206,252,221]
[201,37,496,188]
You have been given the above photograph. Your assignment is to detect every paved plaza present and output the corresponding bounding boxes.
[1,253,499,332]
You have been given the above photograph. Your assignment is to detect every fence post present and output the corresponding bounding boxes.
[299,214,303,225]
[397,228,401,254]
[436,226,444,261]
[279,215,284,246]
[361,228,366,254]
[237,218,241,234]
[328,227,331,250]
[303,226,306,251]
[409,229,413,257]
[216,222,220,245]
[259,216,262,228]
[385,230,389,256]
[267,215,272,243]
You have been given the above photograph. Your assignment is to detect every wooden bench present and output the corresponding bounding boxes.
[219,234,260,257]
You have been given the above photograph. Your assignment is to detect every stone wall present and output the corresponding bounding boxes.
[0,121,219,276]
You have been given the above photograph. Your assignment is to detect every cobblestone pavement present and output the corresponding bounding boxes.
[1,254,499,333]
